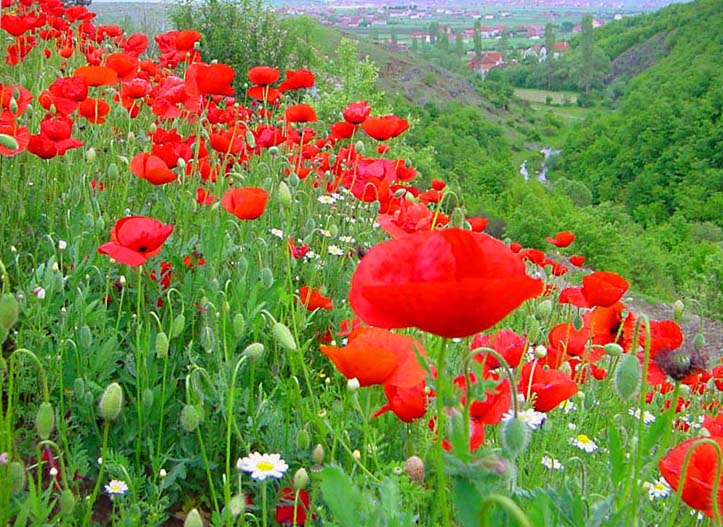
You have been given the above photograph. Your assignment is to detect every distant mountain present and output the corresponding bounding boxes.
[560,0,723,227]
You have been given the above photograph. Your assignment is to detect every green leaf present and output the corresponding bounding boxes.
[607,424,625,487]
[318,465,364,527]
[452,477,484,527]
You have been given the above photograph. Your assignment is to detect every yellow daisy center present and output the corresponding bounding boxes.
[576,434,590,443]
[257,461,275,471]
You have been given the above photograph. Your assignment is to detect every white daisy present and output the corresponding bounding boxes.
[560,400,577,414]
[104,479,129,496]
[270,228,284,239]
[541,456,564,470]
[571,434,598,453]
[338,235,355,244]
[317,195,336,205]
[643,478,671,500]
[236,452,288,481]
[319,229,333,238]
[502,409,546,430]
[327,245,344,256]
[628,407,656,425]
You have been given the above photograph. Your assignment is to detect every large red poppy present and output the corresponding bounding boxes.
[559,271,629,308]
[285,103,317,123]
[277,68,315,91]
[221,187,268,220]
[518,360,578,412]
[98,216,174,267]
[660,436,723,519]
[362,115,409,141]
[185,62,235,97]
[343,101,372,125]
[248,66,279,85]
[130,152,177,185]
[349,229,543,338]
[546,230,575,248]
[298,286,333,311]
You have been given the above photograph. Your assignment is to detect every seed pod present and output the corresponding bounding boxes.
[60,489,76,515]
[501,417,530,458]
[312,443,325,465]
[293,468,309,490]
[155,332,169,358]
[404,456,425,484]
[98,382,124,421]
[180,404,201,432]
[9,461,26,495]
[171,313,186,339]
[272,322,297,350]
[36,401,55,440]
[278,181,293,208]
[614,354,640,400]
[0,293,19,331]
[184,508,204,527]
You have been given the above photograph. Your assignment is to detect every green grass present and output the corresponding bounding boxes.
[514,87,579,105]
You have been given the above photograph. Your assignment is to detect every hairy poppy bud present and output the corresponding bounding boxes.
[107,162,119,179]
[355,140,365,154]
[142,388,154,410]
[614,354,640,400]
[60,489,76,515]
[85,147,96,163]
[296,428,311,451]
[184,508,204,527]
[451,207,465,228]
[572,313,584,331]
[99,382,124,421]
[268,146,279,156]
[260,267,274,289]
[404,455,425,484]
[693,333,705,352]
[36,402,55,440]
[9,461,26,495]
[180,404,201,432]
[200,326,215,353]
[272,322,297,350]
[155,332,169,358]
[227,494,245,518]
[0,293,19,332]
[233,313,245,340]
[242,342,264,360]
[502,417,530,458]
[525,314,540,343]
[0,133,19,151]
[535,299,553,319]
[245,130,256,149]
[673,300,685,322]
[278,181,293,208]
[604,343,623,357]
[293,468,310,490]
[312,443,325,465]
[78,325,92,349]
[171,313,186,338]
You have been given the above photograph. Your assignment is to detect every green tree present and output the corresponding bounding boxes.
[580,15,594,93]
[474,19,482,58]
[498,30,509,60]
[454,30,464,56]
[544,23,555,88]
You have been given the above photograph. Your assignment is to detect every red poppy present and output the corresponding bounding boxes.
[73,65,118,87]
[298,286,333,311]
[362,115,409,141]
[660,436,723,519]
[185,62,235,97]
[467,217,489,232]
[546,230,575,248]
[246,85,281,103]
[288,238,310,259]
[377,201,448,239]
[285,103,317,123]
[329,120,356,140]
[569,255,586,267]
[195,187,215,205]
[470,329,527,369]
[98,216,174,267]
[130,152,177,185]
[248,65,279,85]
[320,327,425,388]
[77,97,110,124]
[221,187,268,220]
[374,379,428,423]
[349,228,543,338]
[518,360,578,412]
[276,487,313,526]
[342,101,372,125]
[559,271,629,309]
[103,52,139,81]
[278,68,315,91]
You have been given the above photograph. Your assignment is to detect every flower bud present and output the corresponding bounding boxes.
[0,133,19,151]
[9,461,26,495]
[36,401,55,440]
[242,342,264,360]
[278,181,293,208]
[534,344,548,358]
[155,331,169,358]
[85,147,96,163]
[329,224,339,238]
[142,388,154,410]
[526,315,540,343]
[355,140,365,154]
[312,443,325,465]
[78,325,93,349]
[672,300,685,322]
[614,354,640,400]
[260,267,274,289]
[295,428,311,451]
[604,343,623,357]
[226,494,245,518]
[404,455,425,484]
[233,313,245,339]
[268,146,280,156]
[184,508,204,527]
[272,322,297,350]
[0,293,19,332]
[98,382,124,421]
[60,489,75,515]
[245,130,256,149]
[171,313,186,338]
[200,325,215,352]
[293,468,309,490]
[693,333,705,352]
[501,417,530,458]
[535,299,552,319]
[451,207,465,228]
[180,404,202,432]
[347,378,360,392]
[572,313,584,331]
[8,96,18,115]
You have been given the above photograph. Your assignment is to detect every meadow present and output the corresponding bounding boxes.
[1,1,723,526]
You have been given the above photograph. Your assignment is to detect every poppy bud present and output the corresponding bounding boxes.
[180,404,202,432]
[99,382,124,421]
[261,267,274,289]
[572,313,584,331]
[693,333,705,351]
[127,131,135,142]
[73,378,85,399]
[245,130,256,149]
[614,354,640,400]
[242,342,264,360]
[272,322,297,350]
[184,508,204,527]
[78,325,92,349]
[502,417,530,458]
[172,313,186,338]
[293,468,309,490]
[0,133,19,151]
[451,207,465,228]
[226,495,245,518]
[312,443,325,464]
[142,388,154,410]
[535,299,552,319]
[278,181,293,208]
[107,162,119,179]
[200,326,215,352]
[0,293,19,332]
[347,378,360,392]
[329,224,339,238]
[9,461,26,495]
[288,172,300,187]
[404,455,425,484]
[604,343,623,357]
[118,155,129,166]
[534,344,548,358]
[296,428,311,450]
[525,314,540,343]
[85,147,96,163]
[355,140,365,154]
[232,313,245,339]
[8,96,18,115]
[155,331,169,358]
[268,146,280,156]
[35,402,55,440]
[672,300,685,322]
[60,489,76,515]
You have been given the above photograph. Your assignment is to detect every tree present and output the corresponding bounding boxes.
[454,30,464,56]
[544,23,555,88]
[498,30,509,60]
[580,15,594,94]
[474,19,482,58]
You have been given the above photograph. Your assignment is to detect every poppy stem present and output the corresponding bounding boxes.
[433,336,450,527]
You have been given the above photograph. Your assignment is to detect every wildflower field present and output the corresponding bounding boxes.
[1,1,723,526]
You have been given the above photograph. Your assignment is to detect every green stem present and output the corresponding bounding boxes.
[480,494,532,527]
[433,337,450,527]
[82,421,110,527]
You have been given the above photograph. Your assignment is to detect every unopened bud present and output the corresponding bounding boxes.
[312,444,325,465]
[278,181,293,208]
[245,130,256,149]
[184,508,204,527]
[36,402,55,440]
[60,489,75,515]
[9,461,26,495]
[233,313,245,339]
[85,147,96,163]
[180,404,201,432]
[172,313,186,338]
[572,314,584,331]
[107,162,119,179]
[295,429,311,451]
[535,299,553,319]
[155,332,169,358]
[0,293,19,331]
[272,322,297,350]
[347,378,360,392]
[200,326,215,352]
[227,494,245,518]
[404,455,425,484]
[614,354,640,400]
[0,133,19,151]
[534,344,548,358]
[451,207,465,228]
[501,418,530,458]
[604,343,623,357]
[176,158,186,171]
[98,382,124,421]
[260,267,274,289]
[242,342,264,360]
[355,140,365,154]
[293,468,309,490]
[693,333,705,352]
[268,146,279,156]
[526,315,540,343]
[142,388,154,410]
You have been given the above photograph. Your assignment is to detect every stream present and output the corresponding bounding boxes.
[520,148,561,182]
